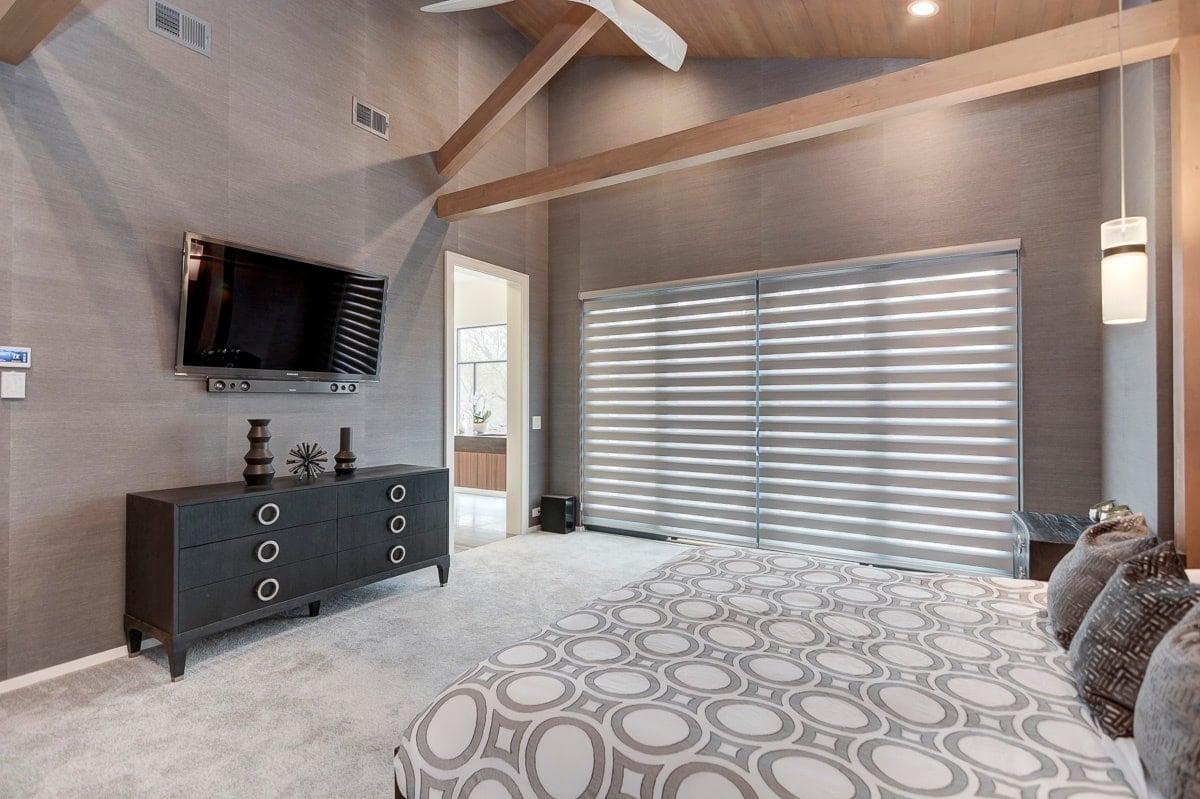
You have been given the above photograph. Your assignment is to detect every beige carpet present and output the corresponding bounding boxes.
[0,532,686,798]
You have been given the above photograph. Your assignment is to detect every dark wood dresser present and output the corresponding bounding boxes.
[126,464,449,681]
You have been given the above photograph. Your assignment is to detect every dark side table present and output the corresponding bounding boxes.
[1011,512,1091,580]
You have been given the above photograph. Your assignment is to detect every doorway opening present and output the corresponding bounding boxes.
[444,252,530,553]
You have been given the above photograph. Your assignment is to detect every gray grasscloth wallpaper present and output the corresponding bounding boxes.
[546,57,1134,524]
[0,0,547,681]
[1,51,11,680]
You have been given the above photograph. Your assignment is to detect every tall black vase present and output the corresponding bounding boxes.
[243,419,275,486]
[335,426,357,476]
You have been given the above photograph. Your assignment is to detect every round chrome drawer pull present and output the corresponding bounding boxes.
[389,484,407,504]
[388,545,407,565]
[256,503,281,526]
[255,577,280,602]
[389,515,407,535]
[256,540,280,564]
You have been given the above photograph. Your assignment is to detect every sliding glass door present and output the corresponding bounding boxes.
[580,247,1021,575]
[580,281,760,546]
[756,254,1020,574]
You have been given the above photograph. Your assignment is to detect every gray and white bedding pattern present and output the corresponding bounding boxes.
[395,546,1134,798]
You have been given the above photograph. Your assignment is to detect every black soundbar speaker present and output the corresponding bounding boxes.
[541,495,577,534]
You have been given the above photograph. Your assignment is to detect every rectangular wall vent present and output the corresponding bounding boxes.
[148,1,211,57]
[352,97,390,140]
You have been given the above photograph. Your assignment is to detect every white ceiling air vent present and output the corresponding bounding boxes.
[148,0,211,57]
[352,97,390,140]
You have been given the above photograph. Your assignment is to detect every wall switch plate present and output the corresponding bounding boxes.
[531,415,542,430]
[0,345,31,368]
[1,371,27,399]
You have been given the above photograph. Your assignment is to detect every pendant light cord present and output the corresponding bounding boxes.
[1118,0,1127,220]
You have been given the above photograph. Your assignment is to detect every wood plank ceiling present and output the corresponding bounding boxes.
[494,0,1119,60]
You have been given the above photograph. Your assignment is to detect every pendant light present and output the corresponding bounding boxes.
[1101,0,1148,325]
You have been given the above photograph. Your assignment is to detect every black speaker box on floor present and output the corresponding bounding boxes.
[541,495,577,533]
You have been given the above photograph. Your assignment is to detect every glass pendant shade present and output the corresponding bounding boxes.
[1100,216,1148,325]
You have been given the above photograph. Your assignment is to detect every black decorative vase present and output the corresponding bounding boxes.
[243,419,275,486]
[335,427,357,476]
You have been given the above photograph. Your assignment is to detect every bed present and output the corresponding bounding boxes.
[395,545,1137,798]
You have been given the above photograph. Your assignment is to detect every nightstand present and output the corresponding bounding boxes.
[1011,512,1092,580]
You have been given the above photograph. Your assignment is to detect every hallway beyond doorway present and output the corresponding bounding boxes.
[454,492,506,552]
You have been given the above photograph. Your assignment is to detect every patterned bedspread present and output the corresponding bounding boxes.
[395,546,1133,798]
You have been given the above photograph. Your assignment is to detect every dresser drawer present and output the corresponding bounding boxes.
[336,472,448,517]
[179,488,337,548]
[178,520,337,592]
[337,501,449,551]
[336,531,448,584]
[178,554,337,632]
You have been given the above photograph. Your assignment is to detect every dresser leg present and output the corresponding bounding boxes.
[308,600,322,617]
[126,627,143,657]
[437,559,450,587]
[167,641,188,682]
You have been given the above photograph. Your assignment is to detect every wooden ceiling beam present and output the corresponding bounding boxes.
[437,0,1180,221]
[437,5,606,179]
[0,0,82,65]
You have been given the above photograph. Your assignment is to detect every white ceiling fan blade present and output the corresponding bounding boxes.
[570,0,687,71]
[420,0,512,12]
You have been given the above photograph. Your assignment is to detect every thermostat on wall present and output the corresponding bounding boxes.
[0,346,30,368]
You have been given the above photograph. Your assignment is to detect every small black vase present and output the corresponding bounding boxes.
[243,419,275,486]
[335,427,357,476]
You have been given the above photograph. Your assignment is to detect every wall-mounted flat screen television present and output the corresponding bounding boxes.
[175,233,388,382]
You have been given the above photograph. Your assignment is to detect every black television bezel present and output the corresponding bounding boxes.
[173,232,389,383]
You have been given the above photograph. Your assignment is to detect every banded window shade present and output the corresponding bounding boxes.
[756,254,1019,574]
[579,248,1020,576]
[581,281,760,545]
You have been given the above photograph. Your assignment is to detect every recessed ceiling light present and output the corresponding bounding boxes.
[907,1,940,17]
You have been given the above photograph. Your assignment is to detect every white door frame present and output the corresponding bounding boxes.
[444,251,531,547]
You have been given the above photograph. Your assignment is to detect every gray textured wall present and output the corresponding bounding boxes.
[1,52,11,680]
[547,57,1110,521]
[1099,59,1174,539]
[0,0,547,680]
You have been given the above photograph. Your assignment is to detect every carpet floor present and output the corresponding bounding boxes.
[0,532,686,798]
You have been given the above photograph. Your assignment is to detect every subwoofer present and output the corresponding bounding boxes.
[540,495,577,534]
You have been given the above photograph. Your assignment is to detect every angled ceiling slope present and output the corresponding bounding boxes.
[494,0,1121,61]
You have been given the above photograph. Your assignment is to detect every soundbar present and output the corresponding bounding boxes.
[206,378,360,395]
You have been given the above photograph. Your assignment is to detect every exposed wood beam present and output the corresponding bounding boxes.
[437,5,606,178]
[1173,22,1200,565]
[437,0,1180,221]
[0,0,82,65]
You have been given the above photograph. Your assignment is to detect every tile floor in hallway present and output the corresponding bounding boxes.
[454,491,507,552]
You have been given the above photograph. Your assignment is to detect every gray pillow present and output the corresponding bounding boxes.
[1135,601,1200,798]
[1068,543,1197,737]
[1046,513,1158,648]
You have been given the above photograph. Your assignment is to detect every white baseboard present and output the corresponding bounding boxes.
[0,645,136,695]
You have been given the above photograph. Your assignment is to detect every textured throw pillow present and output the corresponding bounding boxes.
[1046,514,1158,648]
[1068,543,1198,737]
[1135,602,1200,798]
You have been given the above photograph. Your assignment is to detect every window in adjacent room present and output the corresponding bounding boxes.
[457,324,508,434]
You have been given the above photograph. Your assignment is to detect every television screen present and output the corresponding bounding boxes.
[175,233,388,381]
